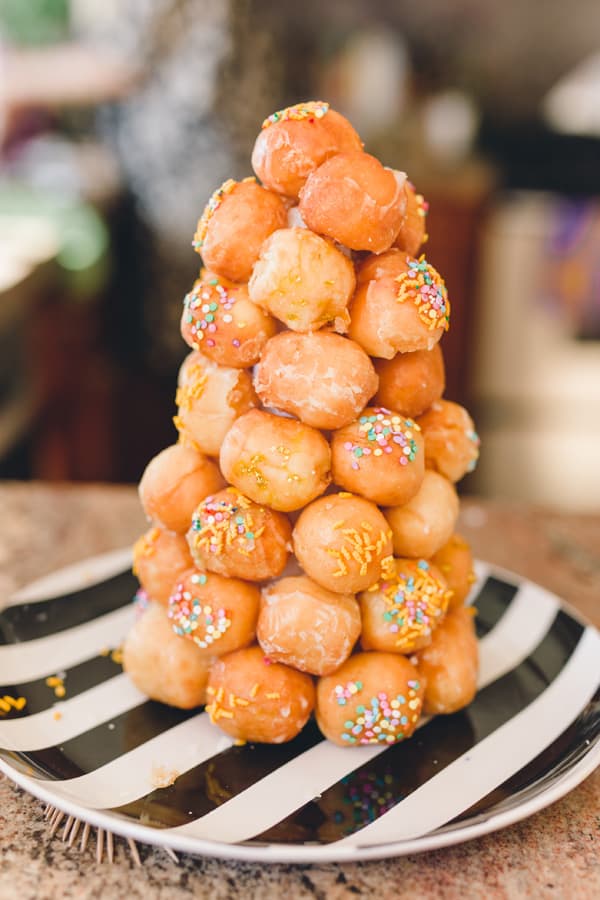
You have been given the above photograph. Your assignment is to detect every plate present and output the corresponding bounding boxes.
[0,550,598,864]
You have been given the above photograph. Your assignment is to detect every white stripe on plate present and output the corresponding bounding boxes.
[6,549,132,607]
[164,580,557,843]
[40,714,233,809]
[0,673,145,751]
[341,625,600,847]
[0,605,135,683]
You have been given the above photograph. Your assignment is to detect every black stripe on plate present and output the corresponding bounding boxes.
[472,575,519,638]
[248,610,584,844]
[0,569,137,644]
[0,653,124,720]
[0,701,196,779]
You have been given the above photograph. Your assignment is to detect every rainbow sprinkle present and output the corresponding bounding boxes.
[396,255,450,331]
[343,409,420,470]
[261,101,329,130]
[190,490,264,558]
[334,681,421,745]
[369,559,450,652]
[168,575,231,649]
[182,277,236,351]
[193,177,255,249]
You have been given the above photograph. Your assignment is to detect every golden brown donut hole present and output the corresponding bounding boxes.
[431,532,477,609]
[331,407,425,507]
[138,443,225,534]
[292,492,393,594]
[132,527,194,606]
[316,651,425,747]
[299,152,405,253]
[254,331,378,430]
[374,344,445,419]
[416,606,479,715]
[383,470,459,559]
[219,409,331,512]
[257,575,361,676]
[248,227,355,333]
[417,400,480,483]
[187,487,291,582]
[206,645,315,743]
[359,557,450,655]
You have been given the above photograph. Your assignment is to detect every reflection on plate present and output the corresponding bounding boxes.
[0,551,598,863]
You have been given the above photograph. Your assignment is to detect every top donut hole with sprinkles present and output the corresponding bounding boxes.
[343,408,420,470]
[261,101,329,130]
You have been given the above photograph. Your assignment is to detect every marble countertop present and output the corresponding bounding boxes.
[0,481,598,899]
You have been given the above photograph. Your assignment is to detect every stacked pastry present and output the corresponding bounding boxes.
[124,101,481,748]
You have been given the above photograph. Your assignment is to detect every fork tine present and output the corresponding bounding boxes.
[127,837,142,868]
[164,846,179,864]
[68,817,81,847]
[49,811,65,836]
[80,822,91,853]
[62,816,74,842]
[107,830,114,864]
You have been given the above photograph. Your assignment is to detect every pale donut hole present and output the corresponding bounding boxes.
[138,443,225,534]
[315,651,425,747]
[187,487,291,582]
[123,601,213,709]
[417,400,480,483]
[299,152,406,253]
[168,567,260,656]
[248,227,355,333]
[374,344,445,419]
[431,532,477,609]
[132,527,194,607]
[195,179,288,282]
[207,645,315,743]
[257,575,361,676]
[416,606,479,715]
[393,181,429,257]
[180,277,276,368]
[254,331,379,430]
[252,105,362,198]
[219,409,331,512]
[359,557,449,655]
[175,351,257,458]
[331,407,425,506]
[292,492,393,594]
[383,470,459,559]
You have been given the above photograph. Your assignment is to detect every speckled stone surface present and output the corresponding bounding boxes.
[0,481,598,899]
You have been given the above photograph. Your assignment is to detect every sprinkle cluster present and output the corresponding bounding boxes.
[336,772,397,832]
[343,409,420,470]
[168,574,231,649]
[132,528,160,575]
[183,278,240,350]
[133,588,149,617]
[261,101,329,129]
[206,684,252,723]
[193,177,255,249]
[396,255,450,331]
[335,680,421,745]
[371,559,450,652]
[327,520,391,579]
[191,490,264,557]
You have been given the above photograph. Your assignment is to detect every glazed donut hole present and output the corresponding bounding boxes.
[383,470,459,559]
[248,227,355,333]
[431,532,477,609]
[257,575,361,676]
[331,407,425,507]
[356,248,408,285]
[219,409,331,512]
[252,101,362,199]
[193,178,287,283]
[206,645,315,744]
[315,651,425,747]
[348,255,449,357]
[417,400,480,483]
[298,151,406,253]
[416,605,479,715]
[254,331,379,430]
[139,443,225,534]
[293,492,393,594]
[133,526,194,606]
[187,487,291,582]
[168,568,259,656]
[174,351,257,457]
[359,557,450,655]
[374,344,445,419]
[181,276,276,368]
[393,180,429,257]
[123,601,213,709]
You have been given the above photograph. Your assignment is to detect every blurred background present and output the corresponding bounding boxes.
[1,0,599,510]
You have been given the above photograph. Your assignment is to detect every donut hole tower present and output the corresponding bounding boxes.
[125,101,481,748]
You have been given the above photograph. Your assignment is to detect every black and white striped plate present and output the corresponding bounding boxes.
[0,550,598,863]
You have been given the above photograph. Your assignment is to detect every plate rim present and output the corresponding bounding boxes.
[0,551,599,864]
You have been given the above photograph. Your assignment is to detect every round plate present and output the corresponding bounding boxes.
[0,550,598,863]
